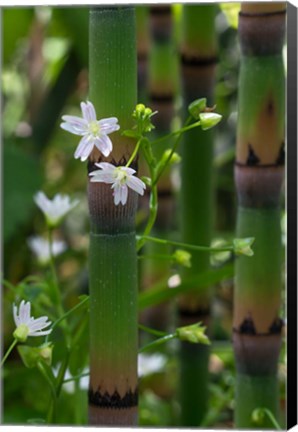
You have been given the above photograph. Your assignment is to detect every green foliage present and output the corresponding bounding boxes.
[3,144,43,242]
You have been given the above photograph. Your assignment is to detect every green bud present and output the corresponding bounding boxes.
[173,249,192,268]
[176,323,210,345]
[17,343,53,368]
[161,149,181,165]
[233,237,255,257]
[144,107,152,116]
[13,324,29,343]
[136,103,146,114]
[188,98,207,119]
[38,343,53,366]
[199,112,222,130]
[251,408,265,425]
[141,176,152,187]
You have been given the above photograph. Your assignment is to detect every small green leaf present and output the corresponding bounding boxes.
[122,129,140,138]
[188,98,207,119]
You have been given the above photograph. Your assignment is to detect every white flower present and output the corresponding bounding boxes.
[28,236,66,265]
[13,300,52,342]
[34,191,79,227]
[89,162,146,206]
[138,353,166,377]
[60,101,120,161]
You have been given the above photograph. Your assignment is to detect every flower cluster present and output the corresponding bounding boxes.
[61,101,146,206]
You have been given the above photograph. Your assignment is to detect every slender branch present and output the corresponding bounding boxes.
[138,235,234,253]
[151,118,201,147]
[125,137,143,167]
[45,296,89,344]
[0,339,18,367]
[139,333,176,353]
[138,323,167,338]
[153,115,192,186]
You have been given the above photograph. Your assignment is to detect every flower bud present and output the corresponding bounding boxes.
[161,149,181,166]
[176,323,210,345]
[173,249,192,268]
[199,112,222,130]
[233,237,255,257]
[251,408,265,425]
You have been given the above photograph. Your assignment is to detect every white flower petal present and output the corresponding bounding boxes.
[121,185,128,205]
[29,329,52,336]
[81,101,96,123]
[98,118,120,134]
[13,304,20,327]
[61,115,88,135]
[126,176,146,196]
[94,135,113,157]
[74,135,95,161]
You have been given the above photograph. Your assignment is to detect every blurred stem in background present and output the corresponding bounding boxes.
[178,4,218,426]
[233,2,286,428]
[140,5,178,335]
[87,6,138,426]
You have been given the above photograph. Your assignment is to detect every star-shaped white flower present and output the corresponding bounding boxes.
[13,300,52,342]
[60,101,120,161]
[28,236,66,265]
[89,162,146,206]
[34,191,79,227]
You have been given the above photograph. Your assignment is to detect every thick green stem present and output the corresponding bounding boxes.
[178,4,217,426]
[233,2,285,428]
[88,6,138,426]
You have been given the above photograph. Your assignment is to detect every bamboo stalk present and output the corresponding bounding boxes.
[233,2,286,428]
[178,5,217,426]
[87,6,138,425]
[140,5,177,332]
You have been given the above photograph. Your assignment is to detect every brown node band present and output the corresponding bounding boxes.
[88,387,138,409]
[239,9,286,18]
[87,156,138,174]
[149,93,174,103]
[180,53,218,67]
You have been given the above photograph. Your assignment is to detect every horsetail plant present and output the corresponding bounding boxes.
[178,4,218,426]
[233,2,286,428]
[140,4,178,332]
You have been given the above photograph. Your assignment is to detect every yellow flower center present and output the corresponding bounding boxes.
[115,168,128,185]
[89,121,100,136]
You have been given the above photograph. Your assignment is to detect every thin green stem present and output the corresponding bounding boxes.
[48,229,64,316]
[153,115,192,186]
[138,323,167,337]
[139,333,176,353]
[138,254,174,261]
[151,118,201,147]
[1,339,18,367]
[37,361,57,423]
[137,182,158,251]
[45,296,89,344]
[262,408,282,430]
[63,371,89,384]
[138,235,234,253]
[56,350,71,397]
[125,137,142,167]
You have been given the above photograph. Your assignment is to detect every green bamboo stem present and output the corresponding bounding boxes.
[233,2,286,428]
[140,5,177,334]
[88,7,138,426]
[178,5,217,426]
